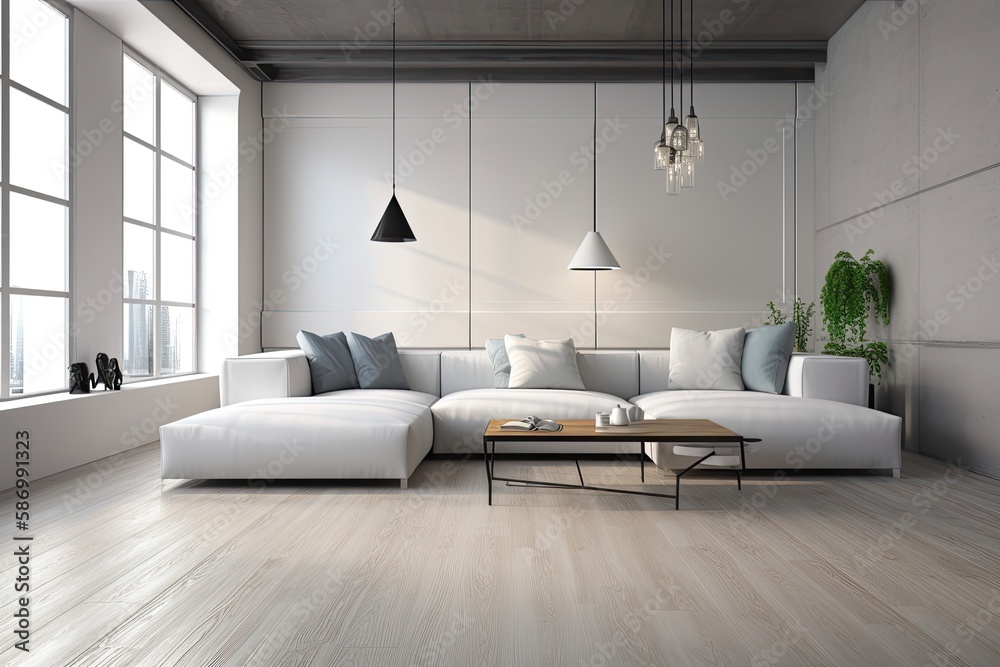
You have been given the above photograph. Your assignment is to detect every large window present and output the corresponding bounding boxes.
[1,0,70,397]
[121,52,196,380]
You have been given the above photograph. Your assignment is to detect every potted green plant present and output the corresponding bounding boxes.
[819,249,890,401]
[765,298,815,353]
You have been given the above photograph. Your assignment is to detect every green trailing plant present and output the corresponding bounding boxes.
[820,249,891,382]
[765,298,815,353]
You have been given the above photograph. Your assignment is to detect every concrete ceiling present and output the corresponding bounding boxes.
[171,0,865,82]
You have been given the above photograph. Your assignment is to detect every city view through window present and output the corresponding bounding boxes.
[5,0,70,396]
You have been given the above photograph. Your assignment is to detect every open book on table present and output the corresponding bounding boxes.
[499,416,563,432]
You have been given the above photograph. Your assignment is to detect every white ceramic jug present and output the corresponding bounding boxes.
[610,404,630,426]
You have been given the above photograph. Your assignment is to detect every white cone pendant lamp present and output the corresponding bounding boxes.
[371,10,415,242]
[570,86,621,271]
[568,231,621,271]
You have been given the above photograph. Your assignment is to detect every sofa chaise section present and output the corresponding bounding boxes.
[633,352,902,475]
[159,396,432,486]
[160,350,441,487]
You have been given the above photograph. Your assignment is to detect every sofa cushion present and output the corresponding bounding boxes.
[431,388,633,454]
[295,330,358,393]
[348,332,410,390]
[742,323,795,394]
[668,327,745,391]
[505,335,585,390]
[485,334,525,388]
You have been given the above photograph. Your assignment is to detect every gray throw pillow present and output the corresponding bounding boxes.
[742,323,795,394]
[668,327,745,391]
[296,330,359,394]
[485,334,525,388]
[347,332,410,390]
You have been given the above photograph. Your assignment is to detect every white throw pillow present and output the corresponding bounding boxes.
[668,327,746,391]
[505,335,586,390]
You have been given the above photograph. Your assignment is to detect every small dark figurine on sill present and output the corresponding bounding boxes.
[108,358,123,390]
[69,363,90,394]
[90,353,123,391]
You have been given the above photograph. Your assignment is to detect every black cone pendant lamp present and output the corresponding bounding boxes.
[371,10,415,242]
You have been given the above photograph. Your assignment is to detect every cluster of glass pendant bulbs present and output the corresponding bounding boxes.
[653,0,704,195]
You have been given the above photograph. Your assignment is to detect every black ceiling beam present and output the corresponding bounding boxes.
[264,65,816,83]
[234,40,825,83]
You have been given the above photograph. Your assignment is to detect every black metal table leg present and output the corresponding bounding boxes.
[483,436,492,506]
[641,441,645,483]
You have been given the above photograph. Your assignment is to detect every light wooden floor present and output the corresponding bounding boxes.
[2,446,1000,666]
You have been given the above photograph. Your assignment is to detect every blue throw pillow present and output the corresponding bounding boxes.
[347,332,410,390]
[296,330,359,394]
[485,334,525,388]
[742,323,795,394]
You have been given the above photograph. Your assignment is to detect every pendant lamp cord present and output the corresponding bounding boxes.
[689,0,694,108]
[661,0,666,125]
[678,0,683,114]
[593,83,598,346]
[669,0,674,111]
[391,12,396,192]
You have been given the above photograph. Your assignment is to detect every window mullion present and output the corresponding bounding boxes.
[154,74,162,379]
[2,0,10,399]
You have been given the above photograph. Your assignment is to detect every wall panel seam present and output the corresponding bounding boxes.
[815,161,1000,233]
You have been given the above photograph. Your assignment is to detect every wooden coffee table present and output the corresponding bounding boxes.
[482,418,757,509]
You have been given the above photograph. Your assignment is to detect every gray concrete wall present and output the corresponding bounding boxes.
[814,0,1000,477]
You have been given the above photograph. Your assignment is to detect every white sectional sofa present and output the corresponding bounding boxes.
[159,349,902,487]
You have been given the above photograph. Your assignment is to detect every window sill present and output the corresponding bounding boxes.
[0,373,217,410]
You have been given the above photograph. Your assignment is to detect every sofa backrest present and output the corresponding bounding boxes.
[398,350,441,397]
[440,349,639,399]
[638,350,672,394]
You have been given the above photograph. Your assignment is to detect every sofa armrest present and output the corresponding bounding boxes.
[220,350,312,406]
[784,353,869,407]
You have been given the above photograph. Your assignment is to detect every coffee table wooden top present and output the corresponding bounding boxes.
[484,418,742,442]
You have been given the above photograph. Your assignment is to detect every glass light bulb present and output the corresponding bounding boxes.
[679,158,695,188]
[684,112,700,141]
[688,138,704,159]
[669,124,689,152]
[666,153,680,195]
[664,119,678,141]
[654,140,670,170]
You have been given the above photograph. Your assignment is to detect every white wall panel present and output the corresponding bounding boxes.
[263,111,471,347]
[920,346,1000,478]
[918,169,1000,343]
[265,82,390,118]
[796,108,816,313]
[470,114,594,346]
[813,64,831,231]
[827,1,918,224]
[474,82,593,118]
[917,0,1000,190]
